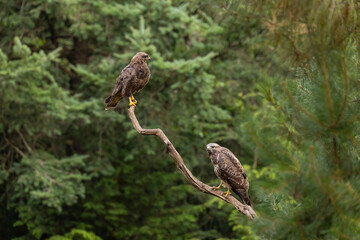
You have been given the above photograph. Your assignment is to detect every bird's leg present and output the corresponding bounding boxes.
[224,188,231,198]
[212,181,231,197]
[128,97,137,107]
[212,181,223,190]
[130,94,137,105]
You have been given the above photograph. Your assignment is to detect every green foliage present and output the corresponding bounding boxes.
[227,1,360,239]
[1,0,360,239]
[47,229,102,240]
[1,0,239,239]
[12,152,90,210]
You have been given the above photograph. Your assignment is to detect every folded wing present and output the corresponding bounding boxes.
[217,148,251,206]
[104,65,136,110]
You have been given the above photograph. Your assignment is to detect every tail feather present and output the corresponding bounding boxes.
[104,94,123,110]
[232,187,251,206]
[104,95,112,104]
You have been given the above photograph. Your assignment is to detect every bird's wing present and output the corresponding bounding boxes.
[104,65,136,109]
[111,65,136,96]
[218,148,251,205]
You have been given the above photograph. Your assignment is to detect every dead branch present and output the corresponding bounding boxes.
[128,106,257,220]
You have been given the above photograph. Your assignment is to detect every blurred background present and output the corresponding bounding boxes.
[1,0,360,239]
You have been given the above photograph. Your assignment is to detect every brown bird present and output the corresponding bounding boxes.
[206,143,251,206]
[104,52,151,110]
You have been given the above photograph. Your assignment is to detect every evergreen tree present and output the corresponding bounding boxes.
[1,0,244,239]
[3,0,358,239]
[228,0,360,239]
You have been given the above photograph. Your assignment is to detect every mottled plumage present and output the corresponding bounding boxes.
[104,52,151,109]
[206,143,251,206]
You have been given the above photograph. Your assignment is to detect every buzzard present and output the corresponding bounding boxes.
[104,52,151,110]
[206,143,251,206]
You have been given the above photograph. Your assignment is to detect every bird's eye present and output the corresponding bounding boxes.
[143,55,148,58]
[212,146,214,148]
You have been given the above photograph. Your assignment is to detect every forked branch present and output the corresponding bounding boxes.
[128,106,257,220]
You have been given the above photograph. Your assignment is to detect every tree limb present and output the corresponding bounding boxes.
[128,106,257,220]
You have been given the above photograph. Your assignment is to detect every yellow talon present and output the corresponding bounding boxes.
[129,94,137,107]
[129,97,137,107]
[212,182,222,190]
[224,188,231,198]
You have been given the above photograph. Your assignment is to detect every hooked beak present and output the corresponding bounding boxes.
[206,145,212,155]
[146,56,151,61]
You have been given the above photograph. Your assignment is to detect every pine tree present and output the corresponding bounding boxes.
[0,0,244,239]
[4,0,357,239]
[227,0,360,239]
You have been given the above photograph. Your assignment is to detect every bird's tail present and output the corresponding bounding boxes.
[104,95,112,104]
[232,187,251,206]
[104,94,123,110]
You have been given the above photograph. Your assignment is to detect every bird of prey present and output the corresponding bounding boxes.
[104,52,151,110]
[206,143,251,206]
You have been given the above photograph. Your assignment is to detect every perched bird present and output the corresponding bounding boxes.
[206,143,251,206]
[104,52,151,110]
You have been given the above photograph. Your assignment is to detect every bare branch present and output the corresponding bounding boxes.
[128,106,257,220]
[16,129,33,154]
[3,134,25,158]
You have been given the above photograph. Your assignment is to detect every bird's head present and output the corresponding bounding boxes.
[131,52,151,63]
[206,143,221,155]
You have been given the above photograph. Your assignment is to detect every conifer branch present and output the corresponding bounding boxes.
[347,111,360,124]
[127,106,257,220]
[3,134,25,158]
[297,85,312,95]
[282,82,328,127]
[309,146,345,220]
[16,129,32,154]
[346,133,360,148]
[336,53,349,124]
[346,182,360,204]
[247,125,300,170]
[320,56,334,124]
[332,136,340,170]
